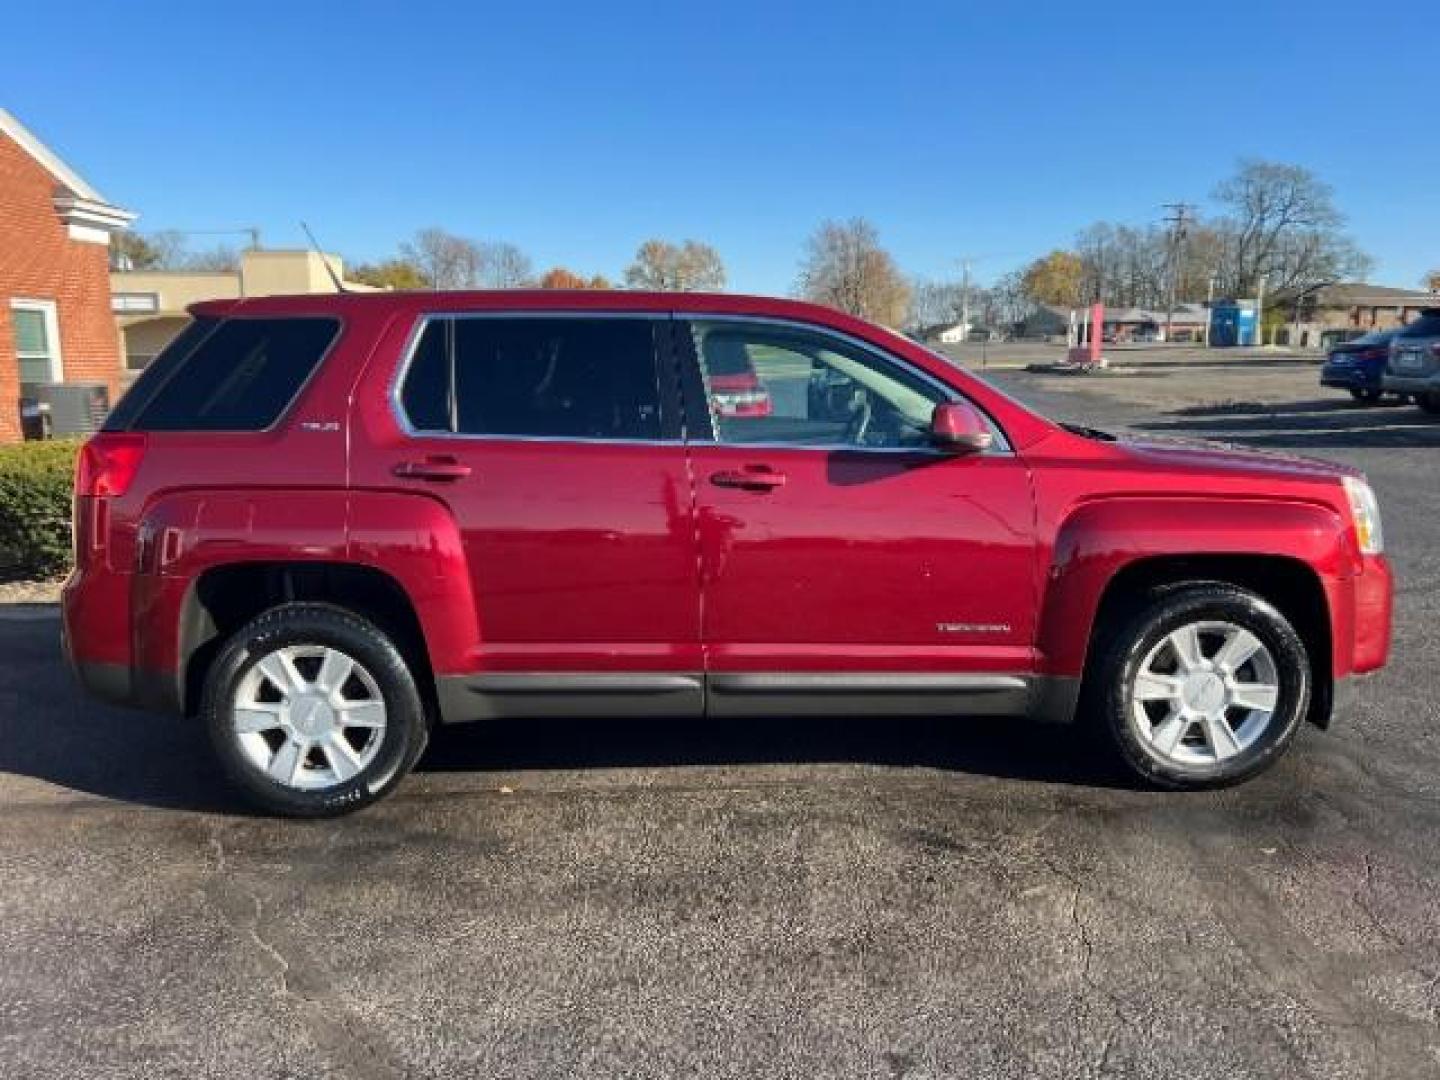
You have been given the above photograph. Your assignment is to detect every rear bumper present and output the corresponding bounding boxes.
[63,567,184,715]
[73,659,134,706]
[1321,367,1380,390]
[1381,373,1439,395]
[69,656,183,714]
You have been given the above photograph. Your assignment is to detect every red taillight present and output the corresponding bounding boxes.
[77,433,147,498]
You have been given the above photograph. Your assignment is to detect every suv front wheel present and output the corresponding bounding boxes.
[202,603,429,817]
[1093,584,1311,788]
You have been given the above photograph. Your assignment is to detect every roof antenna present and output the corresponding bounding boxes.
[300,220,348,293]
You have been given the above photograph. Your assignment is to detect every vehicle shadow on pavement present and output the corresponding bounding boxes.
[1137,399,1440,449]
[0,612,252,814]
[418,713,1134,790]
[1,613,1136,813]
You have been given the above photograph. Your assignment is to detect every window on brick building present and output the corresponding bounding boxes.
[10,299,63,385]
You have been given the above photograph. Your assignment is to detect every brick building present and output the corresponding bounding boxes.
[0,109,134,443]
[1272,282,1440,348]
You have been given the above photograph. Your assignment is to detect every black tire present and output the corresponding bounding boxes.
[202,603,428,817]
[1418,393,1440,415]
[1348,388,1382,404]
[1090,583,1311,789]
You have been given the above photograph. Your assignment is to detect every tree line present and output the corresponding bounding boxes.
[112,158,1416,332]
[1017,159,1376,310]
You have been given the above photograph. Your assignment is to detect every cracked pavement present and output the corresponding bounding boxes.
[1,355,1438,1077]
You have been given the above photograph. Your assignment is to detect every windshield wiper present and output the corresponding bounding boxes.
[1060,422,1117,442]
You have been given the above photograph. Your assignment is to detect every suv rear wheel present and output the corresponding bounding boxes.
[1092,584,1311,788]
[202,603,428,817]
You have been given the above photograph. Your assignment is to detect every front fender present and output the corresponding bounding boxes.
[1036,495,1353,680]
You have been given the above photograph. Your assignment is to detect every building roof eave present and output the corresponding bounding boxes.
[53,194,137,233]
[1,108,136,235]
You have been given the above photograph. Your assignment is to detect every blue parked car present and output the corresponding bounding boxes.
[1320,329,1402,404]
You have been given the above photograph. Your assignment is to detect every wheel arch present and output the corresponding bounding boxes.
[1077,554,1334,729]
[179,561,436,720]
[1035,496,1349,728]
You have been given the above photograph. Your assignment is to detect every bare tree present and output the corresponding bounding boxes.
[985,270,1032,331]
[1212,160,1370,295]
[796,218,910,327]
[183,245,242,273]
[479,242,534,288]
[391,230,535,289]
[111,229,214,271]
[401,228,484,289]
[908,278,966,329]
[624,240,726,291]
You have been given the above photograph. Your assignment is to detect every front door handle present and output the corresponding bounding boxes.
[393,457,472,482]
[710,466,787,491]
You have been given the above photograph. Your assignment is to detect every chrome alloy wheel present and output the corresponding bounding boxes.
[1129,620,1280,767]
[232,645,387,790]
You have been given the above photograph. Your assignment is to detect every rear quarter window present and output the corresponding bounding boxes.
[109,317,340,432]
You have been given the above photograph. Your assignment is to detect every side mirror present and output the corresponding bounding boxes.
[930,400,993,454]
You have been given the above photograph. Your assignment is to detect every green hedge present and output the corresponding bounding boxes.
[0,439,81,579]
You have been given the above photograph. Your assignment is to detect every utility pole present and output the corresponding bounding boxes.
[953,257,976,342]
[1255,274,1266,348]
[1161,203,1195,343]
[1204,275,1216,347]
[960,259,971,342]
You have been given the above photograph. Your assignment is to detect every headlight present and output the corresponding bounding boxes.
[1342,476,1384,555]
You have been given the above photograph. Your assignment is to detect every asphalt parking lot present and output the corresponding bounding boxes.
[2,353,1438,1079]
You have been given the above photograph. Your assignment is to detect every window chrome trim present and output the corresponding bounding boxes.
[387,310,682,445]
[386,308,1013,455]
[673,312,1015,456]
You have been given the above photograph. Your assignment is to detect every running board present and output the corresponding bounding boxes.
[435,672,1034,723]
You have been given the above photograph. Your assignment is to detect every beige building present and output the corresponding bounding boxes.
[1273,282,1440,348]
[111,249,377,372]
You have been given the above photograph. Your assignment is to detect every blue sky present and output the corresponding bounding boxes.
[6,0,1435,293]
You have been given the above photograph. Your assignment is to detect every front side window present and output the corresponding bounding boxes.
[398,317,662,441]
[688,320,948,450]
[11,300,62,384]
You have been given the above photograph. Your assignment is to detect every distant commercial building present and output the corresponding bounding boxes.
[913,321,972,345]
[1017,303,1209,343]
[112,249,378,373]
[0,109,134,443]
[1270,282,1440,348]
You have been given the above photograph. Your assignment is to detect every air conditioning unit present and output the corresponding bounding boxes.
[29,382,110,437]
[18,394,52,440]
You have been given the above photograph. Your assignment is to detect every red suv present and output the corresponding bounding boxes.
[63,291,1393,816]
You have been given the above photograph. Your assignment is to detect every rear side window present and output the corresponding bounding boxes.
[398,316,662,441]
[111,317,339,432]
[1397,311,1440,338]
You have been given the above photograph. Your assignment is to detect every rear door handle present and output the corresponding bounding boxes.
[393,457,472,482]
[710,466,787,491]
